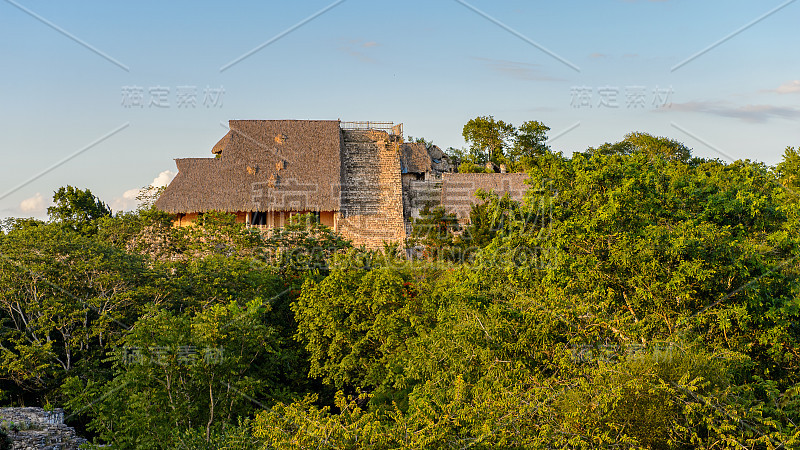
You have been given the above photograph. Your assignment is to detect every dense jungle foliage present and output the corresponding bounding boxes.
[1,133,800,448]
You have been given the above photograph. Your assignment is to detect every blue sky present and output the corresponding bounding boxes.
[1,0,798,218]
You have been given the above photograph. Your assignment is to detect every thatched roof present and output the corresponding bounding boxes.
[211,131,231,155]
[440,173,528,218]
[156,120,343,213]
[400,142,431,174]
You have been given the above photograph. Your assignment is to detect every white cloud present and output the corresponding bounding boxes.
[110,191,138,213]
[19,193,47,214]
[776,80,800,94]
[111,170,176,212]
[151,170,176,188]
[122,188,140,201]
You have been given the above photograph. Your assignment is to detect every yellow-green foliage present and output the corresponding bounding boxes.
[3,134,800,449]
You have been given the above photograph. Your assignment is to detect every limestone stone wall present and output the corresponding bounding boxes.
[338,130,407,249]
[0,407,87,450]
[403,178,443,220]
[440,173,529,222]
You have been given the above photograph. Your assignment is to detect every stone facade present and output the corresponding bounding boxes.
[439,173,528,222]
[338,130,407,249]
[403,178,443,221]
[403,173,528,225]
[0,408,87,450]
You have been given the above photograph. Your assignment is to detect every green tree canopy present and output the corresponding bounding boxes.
[777,146,800,195]
[508,120,550,169]
[47,186,111,235]
[590,131,692,162]
[462,115,515,165]
[461,116,551,172]
[3,135,800,449]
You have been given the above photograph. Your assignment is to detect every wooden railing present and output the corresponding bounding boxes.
[340,121,402,137]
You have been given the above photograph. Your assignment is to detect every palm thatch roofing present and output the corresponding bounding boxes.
[399,142,432,174]
[211,131,231,155]
[156,120,343,214]
[440,173,529,218]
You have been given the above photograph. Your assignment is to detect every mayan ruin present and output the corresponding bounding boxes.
[0,407,87,450]
[155,119,528,248]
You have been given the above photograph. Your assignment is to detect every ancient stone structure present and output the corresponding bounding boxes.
[0,407,87,450]
[156,120,526,249]
[438,172,529,221]
[336,129,407,248]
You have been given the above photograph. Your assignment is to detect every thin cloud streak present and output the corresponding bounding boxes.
[661,101,800,123]
[473,57,563,81]
[775,80,800,94]
[340,39,380,64]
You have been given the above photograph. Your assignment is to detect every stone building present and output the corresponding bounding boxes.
[0,407,87,450]
[156,120,527,249]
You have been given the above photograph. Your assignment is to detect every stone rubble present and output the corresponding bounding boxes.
[0,407,88,450]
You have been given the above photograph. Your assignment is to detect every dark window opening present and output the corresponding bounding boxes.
[252,211,267,225]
